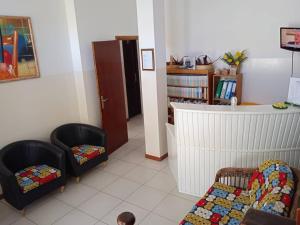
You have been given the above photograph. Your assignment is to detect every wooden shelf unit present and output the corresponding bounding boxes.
[167,66,214,123]
[212,74,243,105]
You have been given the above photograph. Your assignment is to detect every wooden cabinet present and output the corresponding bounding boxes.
[167,66,213,123]
[212,74,243,105]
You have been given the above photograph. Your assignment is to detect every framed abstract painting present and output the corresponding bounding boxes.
[0,16,39,83]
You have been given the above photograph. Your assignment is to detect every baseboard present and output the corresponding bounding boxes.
[145,153,168,161]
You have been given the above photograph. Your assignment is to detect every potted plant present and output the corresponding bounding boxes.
[222,50,247,75]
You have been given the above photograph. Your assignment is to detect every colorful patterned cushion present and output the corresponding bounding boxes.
[15,165,61,194]
[71,145,106,165]
[247,160,294,217]
[180,182,251,225]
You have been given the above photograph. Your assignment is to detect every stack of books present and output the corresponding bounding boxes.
[215,79,237,100]
[167,76,208,87]
[168,87,203,99]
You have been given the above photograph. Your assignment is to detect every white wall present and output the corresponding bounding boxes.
[73,0,138,126]
[0,0,80,147]
[165,0,300,104]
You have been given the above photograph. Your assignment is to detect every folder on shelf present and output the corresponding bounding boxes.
[220,81,228,99]
[225,81,233,100]
[215,80,224,98]
[231,81,237,98]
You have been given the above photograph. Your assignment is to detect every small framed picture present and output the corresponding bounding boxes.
[141,48,155,71]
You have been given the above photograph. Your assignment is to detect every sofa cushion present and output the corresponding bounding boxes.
[15,165,61,194]
[248,160,294,217]
[180,182,251,225]
[71,145,106,165]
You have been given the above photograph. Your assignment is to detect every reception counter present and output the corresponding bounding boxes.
[167,103,300,196]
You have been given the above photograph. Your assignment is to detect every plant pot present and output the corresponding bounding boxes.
[229,65,239,76]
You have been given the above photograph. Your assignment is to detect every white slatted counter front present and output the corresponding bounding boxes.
[167,103,300,197]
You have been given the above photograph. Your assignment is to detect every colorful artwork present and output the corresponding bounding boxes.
[0,16,39,82]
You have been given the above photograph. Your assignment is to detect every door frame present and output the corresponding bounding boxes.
[115,35,143,120]
[115,35,138,41]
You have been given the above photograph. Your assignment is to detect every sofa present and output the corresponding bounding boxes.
[180,160,300,225]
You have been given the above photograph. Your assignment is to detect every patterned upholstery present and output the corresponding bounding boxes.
[71,145,106,165]
[247,160,294,217]
[180,160,295,225]
[180,182,251,225]
[15,165,61,194]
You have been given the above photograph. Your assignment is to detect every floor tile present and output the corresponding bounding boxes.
[102,201,149,225]
[170,187,200,202]
[81,170,119,190]
[153,194,193,223]
[103,178,141,200]
[11,218,36,225]
[124,166,157,184]
[161,166,174,176]
[0,202,22,225]
[26,198,72,225]
[103,159,136,176]
[140,213,177,225]
[78,192,121,220]
[109,147,135,159]
[122,149,145,164]
[94,222,107,225]
[139,158,168,171]
[54,181,98,207]
[53,209,97,225]
[126,186,167,211]
[145,172,176,193]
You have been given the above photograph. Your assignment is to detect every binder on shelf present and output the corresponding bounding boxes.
[215,80,224,98]
[231,81,237,98]
[220,81,228,99]
[225,81,233,100]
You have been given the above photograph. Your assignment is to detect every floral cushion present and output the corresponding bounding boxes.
[71,145,106,165]
[180,182,251,225]
[15,165,61,194]
[247,160,294,217]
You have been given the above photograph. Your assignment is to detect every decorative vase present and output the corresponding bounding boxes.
[229,65,238,76]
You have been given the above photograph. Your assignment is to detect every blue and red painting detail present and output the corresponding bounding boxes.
[0,16,39,82]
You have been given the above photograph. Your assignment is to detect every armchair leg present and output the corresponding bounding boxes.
[21,209,25,216]
[60,186,65,193]
[76,177,80,183]
[0,193,3,200]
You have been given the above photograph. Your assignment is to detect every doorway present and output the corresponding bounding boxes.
[116,36,142,119]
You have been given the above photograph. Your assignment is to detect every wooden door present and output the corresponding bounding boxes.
[122,40,142,118]
[92,40,128,154]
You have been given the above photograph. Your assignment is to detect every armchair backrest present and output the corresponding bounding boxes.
[1,141,59,173]
[248,160,295,217]
[52,123,105,148]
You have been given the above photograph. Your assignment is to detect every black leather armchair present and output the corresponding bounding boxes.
[50,123,108,180]
[0,140,66,210]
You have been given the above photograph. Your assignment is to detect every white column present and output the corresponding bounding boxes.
[136,0,168,159]
[64,0,89,123]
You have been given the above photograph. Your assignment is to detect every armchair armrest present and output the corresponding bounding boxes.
[241,208,295,225]
[215,167,256,189]
[41,143,66,171]
[83,125,107,147]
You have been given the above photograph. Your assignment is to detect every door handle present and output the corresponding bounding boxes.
[100,96,109,109]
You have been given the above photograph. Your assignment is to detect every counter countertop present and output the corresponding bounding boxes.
[170,102,300,114]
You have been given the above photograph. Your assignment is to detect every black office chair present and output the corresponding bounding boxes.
[50,123,108,182]
[0,140,66,211]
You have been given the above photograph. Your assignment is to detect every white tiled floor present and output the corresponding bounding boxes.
[0,115,197,225]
